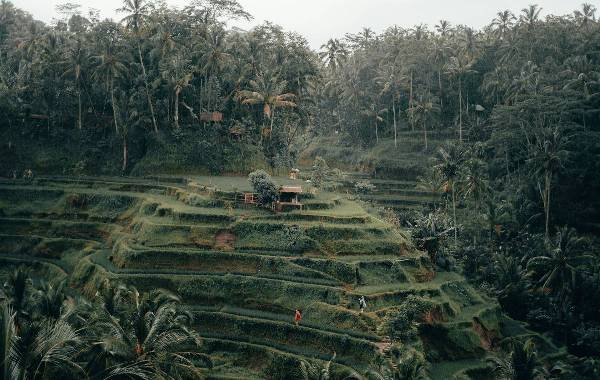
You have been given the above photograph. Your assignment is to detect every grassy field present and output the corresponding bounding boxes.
[0,174,559,378]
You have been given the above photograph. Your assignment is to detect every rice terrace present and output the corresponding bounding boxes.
[1,1,600,379]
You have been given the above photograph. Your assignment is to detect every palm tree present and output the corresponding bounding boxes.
[200,27,231,112]
[527,227,595,301]
[574,3,597,29]
[34,280,67,320]
[407,93,440,150]
[494,254,527,310]
[444,54,476,142]
[91,49,129,134]
[481,67,508,105]
[61,37,87,130]
[520,4,542,31]
[236,73,297,138]
[428,38,450,109]
[365,348,429,380]
[319,38,348,72]
[81,284,208,379]
[161,54,193,128]
[434,143,466,244]
[461,157,490,212]
[506,61,541,103]
[562,55,600,100]
[0,303,19,380]
[119,0,159,134]
[0,302,84,379]
[3,266,32,329]
[491,10,516,40]
[435,20,451,37]
[487,339,539,380]
[526,126,568,238]
[375,62,406,148]
[361,104,387,144]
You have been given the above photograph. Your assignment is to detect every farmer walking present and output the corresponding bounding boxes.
[294,309,302,326]
[359,296,367,314]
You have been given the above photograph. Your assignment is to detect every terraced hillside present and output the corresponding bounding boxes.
[0,175,561,379]
[302,132,452,213]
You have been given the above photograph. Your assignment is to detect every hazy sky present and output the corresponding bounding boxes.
[10,0,599,49]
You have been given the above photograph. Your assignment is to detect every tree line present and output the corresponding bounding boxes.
[0,0,318,174]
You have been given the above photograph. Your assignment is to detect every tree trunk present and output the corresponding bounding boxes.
[544,171,551,239]
[174,87,180,129]
[438,70,443,109]
[392,98,397,148]
[138,44,158,134]
[110,78,119,134]
[77,80,82,130]
[423,119,428,150]
[458,76,463,142]
[452,182,458,244]
[375,118,379,144]
[122,136,128,172]
[269,108,275,137]
[410,71,414,131]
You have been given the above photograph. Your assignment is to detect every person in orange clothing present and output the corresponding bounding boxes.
[294,309,302,326]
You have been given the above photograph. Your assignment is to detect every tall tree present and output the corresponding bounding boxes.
[119,0,159,134]
[236,73,297,138]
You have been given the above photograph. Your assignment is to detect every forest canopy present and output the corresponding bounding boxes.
[1,0,600,378]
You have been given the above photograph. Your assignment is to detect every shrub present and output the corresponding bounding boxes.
[354,180,376,194]
[311,156,328,188]
[385,295,436,341]
[265,355,310,380]
[248,170,278,206]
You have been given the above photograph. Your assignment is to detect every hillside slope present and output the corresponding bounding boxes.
[0,175,561,378]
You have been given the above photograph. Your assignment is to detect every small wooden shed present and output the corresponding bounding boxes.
[199,111,223,122]
[276,186,303,211]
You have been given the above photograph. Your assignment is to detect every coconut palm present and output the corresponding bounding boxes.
[80,284,208,379]
[236,73,297,137]
[2,266,33,329]
[365,348,429,380]
[527,227,595,300]
[161,53,193,128]
[487,339,539,380]
[491,10,516,40]
[375,62,404,147]
[0,302,84,379]
[526,126,568,238]
[91,49,129,134]
[562,55,600,100]
[435,20,451,37]
[200,27,231,111]
[574,3,597,29]
[33,280,67,321]
[361,104,387,144]
[319,38,348,72]
[407,93,440,150]
[60,37,87,130]
[119,0,159,134]
[444,54,476,142]
[461,157,490,212]
[434,143,466,244]
[519,4,542,31]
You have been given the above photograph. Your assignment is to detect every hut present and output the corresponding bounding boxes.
[199,111,223,122]
[276,185,303,211]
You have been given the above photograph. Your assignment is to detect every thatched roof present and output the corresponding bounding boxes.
[280,186,302,193]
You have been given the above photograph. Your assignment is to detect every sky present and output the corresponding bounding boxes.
[10,0,600,49]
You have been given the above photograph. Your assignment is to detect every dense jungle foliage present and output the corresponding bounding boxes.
[1,0,600,379]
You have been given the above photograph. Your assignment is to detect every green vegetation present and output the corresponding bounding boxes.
[1,0,600,379]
